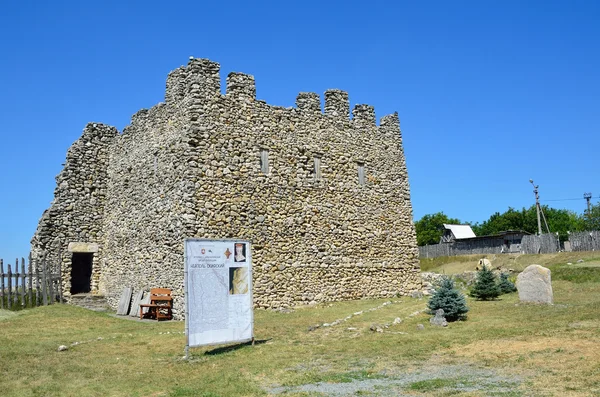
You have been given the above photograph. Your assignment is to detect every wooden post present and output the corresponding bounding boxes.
[0,259,4,310]
[7,264,12,310]
[42,259,48,306]
[14,258,19,307]
[47,258,55,305]
[20,258,26,308]
[35,263,41,307]
[57,250,64,303]
[28,254,33,308]
[58,260,64,304]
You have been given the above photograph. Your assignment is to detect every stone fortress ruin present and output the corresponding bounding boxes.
[31,57,421,318]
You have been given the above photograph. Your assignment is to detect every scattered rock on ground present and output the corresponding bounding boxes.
[476,258,493,270]
[57,345,68,352]
[430,309,448,327]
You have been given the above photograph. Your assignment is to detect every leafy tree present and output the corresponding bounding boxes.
[471,205,584,241]
[470,267,500,300]
[497,272,517,294]
[415,212,461,246]
[427,277,468,322]
[583,201,600,231]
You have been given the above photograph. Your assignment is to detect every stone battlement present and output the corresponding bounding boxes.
[164,58,393,128]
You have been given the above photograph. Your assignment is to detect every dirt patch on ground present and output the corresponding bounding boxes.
[451,337,600,396]
[268,358,524,396]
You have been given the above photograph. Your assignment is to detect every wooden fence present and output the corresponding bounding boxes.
[566,231,600,252]
[0,256,63,310]
[521,233,560,254]
[419,233,560,259]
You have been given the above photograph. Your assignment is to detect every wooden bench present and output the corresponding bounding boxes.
[139,288,173,321]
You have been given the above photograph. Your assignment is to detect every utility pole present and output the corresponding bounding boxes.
[530,179,542,235]
[584,192,592,217]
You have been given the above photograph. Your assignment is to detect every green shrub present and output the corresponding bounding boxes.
[470,267,500,300]
[427,277,468,321]
[498,272,517,294]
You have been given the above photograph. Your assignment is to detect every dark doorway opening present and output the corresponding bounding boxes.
[70,253,93,294]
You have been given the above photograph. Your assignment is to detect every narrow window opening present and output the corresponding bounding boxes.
[314,156,322,181]
[260,149,269,174]
[357,162,365,186]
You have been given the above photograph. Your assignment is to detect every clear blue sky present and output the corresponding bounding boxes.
[1,0,599,264]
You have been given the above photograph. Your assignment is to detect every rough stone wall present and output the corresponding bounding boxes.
[180,67,420,312]
[31,123,118,291]
[33,57,420,318]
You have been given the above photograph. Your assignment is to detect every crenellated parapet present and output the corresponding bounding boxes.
[165,66,187,107]
[185,58,221,100]
[352,104,376,126]
[167,59,393,128]
[226,72,256,101]
[296,92,321,113]
[324,89,350,119]
[379,112,400,134]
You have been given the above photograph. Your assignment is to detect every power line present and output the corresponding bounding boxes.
[542,198,588,202]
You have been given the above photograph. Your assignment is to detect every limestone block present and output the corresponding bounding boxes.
[516,265,553,304]
[68,242,99,253]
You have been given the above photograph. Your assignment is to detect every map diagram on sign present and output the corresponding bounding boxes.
[188,269,229,331]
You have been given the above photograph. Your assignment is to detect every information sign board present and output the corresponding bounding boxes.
[184,239,253,349]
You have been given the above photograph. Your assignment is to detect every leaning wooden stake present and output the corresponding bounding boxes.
[0,259,4,310]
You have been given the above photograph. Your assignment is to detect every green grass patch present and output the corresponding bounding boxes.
[548,263,600,283]
[407,377,469,392]
[316,370,386,384]
[1,276,600,396]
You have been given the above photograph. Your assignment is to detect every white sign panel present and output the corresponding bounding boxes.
[184,239,253,348]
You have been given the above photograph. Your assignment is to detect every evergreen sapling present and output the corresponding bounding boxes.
[498,272,517,294]
[427,277,468,322]
[470,266,501,300]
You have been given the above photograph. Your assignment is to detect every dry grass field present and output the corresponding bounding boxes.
[1,252,600,396]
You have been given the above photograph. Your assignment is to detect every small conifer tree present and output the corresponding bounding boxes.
[427,277,468,322]
[497,272,517,294]
[470,266,501,300]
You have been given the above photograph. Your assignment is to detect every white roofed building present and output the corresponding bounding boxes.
[440,224,476,243]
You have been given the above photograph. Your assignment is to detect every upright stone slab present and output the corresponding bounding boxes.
[116,287,133,315]
[516,265,553,304]
[129,290,145,317]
